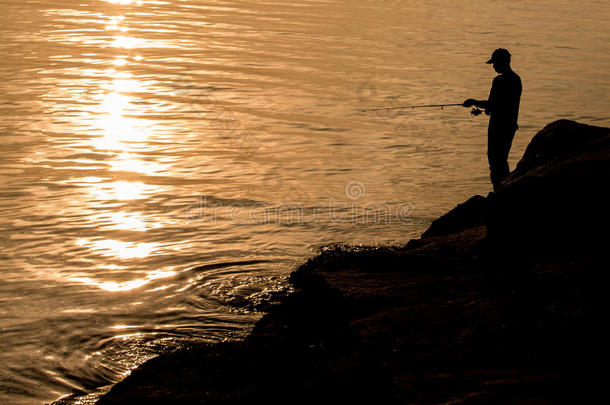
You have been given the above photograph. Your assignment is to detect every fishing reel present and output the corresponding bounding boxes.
[470,107,483,116]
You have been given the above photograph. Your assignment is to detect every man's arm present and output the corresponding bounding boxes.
[464,76,499,111]
[463,99,489,109]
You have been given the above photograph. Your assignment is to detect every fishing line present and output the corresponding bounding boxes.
[359,103,483,116]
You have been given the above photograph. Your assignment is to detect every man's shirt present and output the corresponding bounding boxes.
[487,70,522,132]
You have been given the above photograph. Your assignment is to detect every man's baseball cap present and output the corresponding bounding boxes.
[486,48,511,64]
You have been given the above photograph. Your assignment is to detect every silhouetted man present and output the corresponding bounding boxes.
[464,48,522,190]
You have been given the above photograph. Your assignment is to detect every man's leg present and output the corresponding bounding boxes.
[488,129,515,190]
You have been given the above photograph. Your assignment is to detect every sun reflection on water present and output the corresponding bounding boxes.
[58,1,177,301]
[104,76,143,92]
[76,238,158,259]
[91,211,162,231]
[69,268,176,292]
[86,180,162,200]
[109,153,168,176]
[105,15,127,32]
[112,58,128,67]
[104,0,142,6]
[111,35,146,49]
[110,325,139,330]
[88,86,151,151]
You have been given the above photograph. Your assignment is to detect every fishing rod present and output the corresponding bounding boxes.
[360,103,483,115]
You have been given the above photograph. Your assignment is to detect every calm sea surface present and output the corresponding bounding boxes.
[1,0,609,403]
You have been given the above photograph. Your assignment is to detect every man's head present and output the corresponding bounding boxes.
[486,48,511,73]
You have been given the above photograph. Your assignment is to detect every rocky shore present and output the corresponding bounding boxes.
[70,120,607,404]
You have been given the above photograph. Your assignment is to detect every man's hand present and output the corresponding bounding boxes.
[463,99,476,107]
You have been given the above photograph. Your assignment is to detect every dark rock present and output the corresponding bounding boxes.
[488,120,610,259]
[510,119,610,177]
[91,120,607,405]
[420,194,488,239]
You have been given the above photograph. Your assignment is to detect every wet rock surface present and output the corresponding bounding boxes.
[91,120,607,404]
